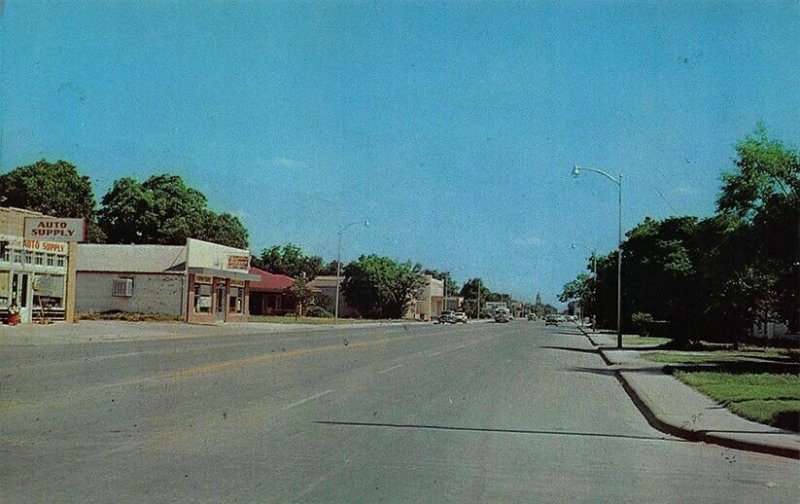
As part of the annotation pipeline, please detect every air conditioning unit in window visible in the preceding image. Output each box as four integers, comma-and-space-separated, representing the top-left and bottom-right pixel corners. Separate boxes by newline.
112, 278, 133, 297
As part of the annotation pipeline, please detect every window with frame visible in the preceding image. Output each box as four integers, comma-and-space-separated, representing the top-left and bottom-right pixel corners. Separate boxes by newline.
112, 277, 134, 297
229, 286, 243, 314
56, 256, 65, 267
194, 283, 212, 313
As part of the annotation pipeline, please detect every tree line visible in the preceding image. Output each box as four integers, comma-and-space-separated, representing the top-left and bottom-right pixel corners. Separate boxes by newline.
0, 160, 248, 248
253, 243, 542, 319
0, 160, 532, 319
560, 125, 799, 346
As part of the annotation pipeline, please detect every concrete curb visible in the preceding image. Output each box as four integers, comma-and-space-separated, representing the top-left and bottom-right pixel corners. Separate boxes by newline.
615, 365, 800, 460
575, 324, 800, 460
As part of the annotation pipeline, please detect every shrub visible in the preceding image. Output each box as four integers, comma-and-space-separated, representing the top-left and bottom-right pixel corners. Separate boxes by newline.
306, 306, 333, 318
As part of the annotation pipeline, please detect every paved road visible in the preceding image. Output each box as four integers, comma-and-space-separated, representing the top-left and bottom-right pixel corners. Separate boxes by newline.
2, 322, 798, 502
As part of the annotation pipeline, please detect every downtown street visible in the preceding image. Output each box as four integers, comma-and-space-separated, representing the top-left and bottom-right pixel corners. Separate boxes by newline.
1, 321, 798, 503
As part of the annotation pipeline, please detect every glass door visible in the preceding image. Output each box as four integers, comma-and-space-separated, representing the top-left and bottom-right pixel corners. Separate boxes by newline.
12, 273, 30, 323
215, 281, 226, 321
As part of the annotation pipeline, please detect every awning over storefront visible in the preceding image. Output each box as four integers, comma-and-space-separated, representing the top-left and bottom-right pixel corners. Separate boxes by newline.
188, 267, 260, 282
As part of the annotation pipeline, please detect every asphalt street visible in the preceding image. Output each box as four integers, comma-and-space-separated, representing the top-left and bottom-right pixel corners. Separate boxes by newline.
1, 321, 798, 503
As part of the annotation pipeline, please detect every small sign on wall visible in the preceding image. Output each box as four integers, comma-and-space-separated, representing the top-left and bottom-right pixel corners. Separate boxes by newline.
24, 218, 86, 242
227, 255, 250, 271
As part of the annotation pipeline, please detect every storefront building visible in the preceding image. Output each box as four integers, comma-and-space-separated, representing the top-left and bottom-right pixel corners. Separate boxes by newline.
0, 207, 71, 323
76, 238, 258, 323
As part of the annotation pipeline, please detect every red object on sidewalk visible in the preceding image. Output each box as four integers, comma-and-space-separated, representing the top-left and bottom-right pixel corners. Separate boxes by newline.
7, 313, 20, 325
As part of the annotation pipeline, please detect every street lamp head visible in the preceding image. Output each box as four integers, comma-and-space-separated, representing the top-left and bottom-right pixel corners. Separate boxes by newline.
363, 220, 370, 228
571, 165, 581, 178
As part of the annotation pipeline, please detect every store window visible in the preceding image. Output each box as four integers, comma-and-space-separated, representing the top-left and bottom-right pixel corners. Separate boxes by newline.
229, 285, 243, 314
194, 276, 213, 313
46, 254, 55, 266
34, 252, 44, 266
56, 256, 65, 267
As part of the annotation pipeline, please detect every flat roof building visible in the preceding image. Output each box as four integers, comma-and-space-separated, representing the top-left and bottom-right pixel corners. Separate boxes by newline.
76, 238, 259, 323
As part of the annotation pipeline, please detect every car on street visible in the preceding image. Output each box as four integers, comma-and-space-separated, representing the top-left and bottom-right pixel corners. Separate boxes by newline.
526, 313, 537, 321
545, 314, 559, 326
438, 310, 456, 324
454, 311, 468, 323
493, 307, 511, 323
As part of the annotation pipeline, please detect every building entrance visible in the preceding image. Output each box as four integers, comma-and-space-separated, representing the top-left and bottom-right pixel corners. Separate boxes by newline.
215, 281, 226, 321
11, 272, 31, 322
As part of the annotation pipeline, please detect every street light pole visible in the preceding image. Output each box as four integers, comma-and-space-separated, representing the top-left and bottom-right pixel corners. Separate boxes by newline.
335, 220, 369, 324
572, 165, 623, 349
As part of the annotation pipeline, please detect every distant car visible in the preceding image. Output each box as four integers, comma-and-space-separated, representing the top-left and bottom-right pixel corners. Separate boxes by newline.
454, 311, 468, 323
545, 315, 559, 326
494, 307, 511, 323
438, 310, 456, 324
526, 313, 536, 321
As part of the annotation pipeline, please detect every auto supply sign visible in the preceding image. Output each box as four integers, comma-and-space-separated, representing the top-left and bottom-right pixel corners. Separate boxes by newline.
24, 218, 86, 242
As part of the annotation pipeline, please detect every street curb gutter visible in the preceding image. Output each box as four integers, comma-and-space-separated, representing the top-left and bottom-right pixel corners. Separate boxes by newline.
575, 325, 800, 460
615, 367, 800, 460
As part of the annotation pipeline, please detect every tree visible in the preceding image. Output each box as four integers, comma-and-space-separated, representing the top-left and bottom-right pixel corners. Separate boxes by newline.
98, 174, 248, 248
196, 212, 249, 249
0, 159, 104, 241
460, 278, 491, 318
342, 255, 425, 319
286, 273, 315, 319
717, 123, 799, 220
258, 243, 324, 279
717, 125, 800, 333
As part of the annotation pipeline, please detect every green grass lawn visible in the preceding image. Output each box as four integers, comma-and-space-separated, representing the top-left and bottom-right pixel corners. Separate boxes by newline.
674, 371, 800, 431
641, 349, 799, 431
621, 336, 671, 347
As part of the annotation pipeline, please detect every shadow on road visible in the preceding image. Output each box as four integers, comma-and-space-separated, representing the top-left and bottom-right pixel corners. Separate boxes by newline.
315, 420, 683, 444
541, 345, 601, 355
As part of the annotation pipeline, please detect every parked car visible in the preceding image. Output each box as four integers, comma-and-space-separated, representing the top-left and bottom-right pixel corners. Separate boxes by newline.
454, 311, 468, 323
545, 314, 559, 326
438, 310, 456, 324
526, 313, 537, 321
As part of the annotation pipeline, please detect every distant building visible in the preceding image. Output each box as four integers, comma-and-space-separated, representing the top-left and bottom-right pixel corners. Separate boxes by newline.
308, 275, 358, 318
248, 267, 297, 316
76, 238, 259, 323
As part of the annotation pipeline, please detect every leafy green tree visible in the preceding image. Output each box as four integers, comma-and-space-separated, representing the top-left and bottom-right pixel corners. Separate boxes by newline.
286, 273, 315, 319
559, 273, 592, 305
98, 174, 248, 248
460, 278, 491, 318
717, 123, 799, 219
258, 243, 324, 279
197, 211, 249, 249
342, 255, 425, 319
0, 159, 104, 241
717, 125, 799, 333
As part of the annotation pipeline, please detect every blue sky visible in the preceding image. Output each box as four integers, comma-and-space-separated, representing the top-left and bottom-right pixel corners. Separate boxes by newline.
2, 1, 799, 304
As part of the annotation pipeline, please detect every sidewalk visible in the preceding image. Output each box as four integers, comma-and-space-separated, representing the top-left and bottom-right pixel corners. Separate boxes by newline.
581, 328, 800, 460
